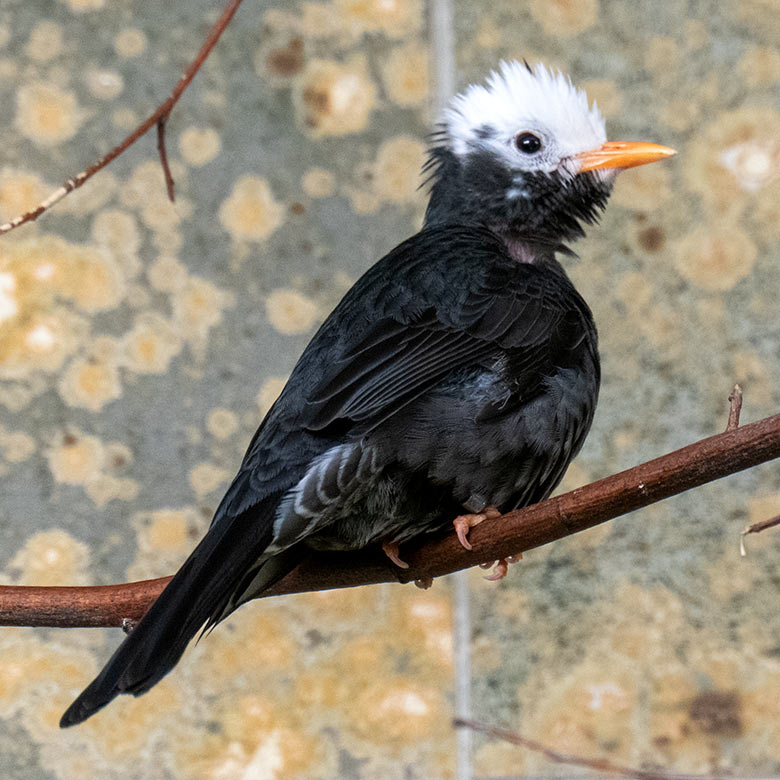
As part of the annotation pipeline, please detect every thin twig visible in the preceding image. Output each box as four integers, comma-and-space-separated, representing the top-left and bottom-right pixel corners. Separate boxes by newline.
454, 719, 728, 780
0, 0, 244, 235
740, 513, 780, 557
156, 118, 176, 202
1, 410, 779, 628
726, 383, 743, 431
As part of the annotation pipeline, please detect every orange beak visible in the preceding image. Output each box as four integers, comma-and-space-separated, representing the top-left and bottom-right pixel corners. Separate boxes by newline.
575, 141, 676, 173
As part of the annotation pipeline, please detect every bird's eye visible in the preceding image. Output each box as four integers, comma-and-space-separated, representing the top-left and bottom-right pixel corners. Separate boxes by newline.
515, 132, 542, 154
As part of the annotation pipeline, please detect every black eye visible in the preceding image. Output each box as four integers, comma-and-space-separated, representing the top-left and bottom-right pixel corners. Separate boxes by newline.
515, 132, 542, 154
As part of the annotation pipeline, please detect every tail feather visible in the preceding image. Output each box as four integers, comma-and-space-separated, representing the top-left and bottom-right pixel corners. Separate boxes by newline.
60, 493, 294, 728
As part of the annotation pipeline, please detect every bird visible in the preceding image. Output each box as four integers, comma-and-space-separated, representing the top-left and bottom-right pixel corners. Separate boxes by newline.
60, 61, 675, 727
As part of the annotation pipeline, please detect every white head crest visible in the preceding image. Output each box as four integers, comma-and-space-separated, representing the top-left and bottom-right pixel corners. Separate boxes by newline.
443, 62, 607, 174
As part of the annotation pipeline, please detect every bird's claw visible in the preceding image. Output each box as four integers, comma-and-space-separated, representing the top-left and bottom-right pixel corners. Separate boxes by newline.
453, 506, 501, 550
382, 540, 409, 569
479, 553, 522, 581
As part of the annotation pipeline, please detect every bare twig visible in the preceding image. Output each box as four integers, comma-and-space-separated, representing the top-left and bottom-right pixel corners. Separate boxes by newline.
740, 513, 780, 557
0, 0, 244, 235
1, 410, 780, 628
454, 719, 727, 780
726, 383, 743, 431
156, 118, 176, 202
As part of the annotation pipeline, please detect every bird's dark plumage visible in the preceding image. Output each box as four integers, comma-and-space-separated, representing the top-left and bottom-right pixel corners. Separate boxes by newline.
61, 61, 674, 727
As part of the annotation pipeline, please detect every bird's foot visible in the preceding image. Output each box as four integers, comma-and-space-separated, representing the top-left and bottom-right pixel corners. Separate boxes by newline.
479, 553, 523, 581
414, 576, 434, 590
382, 540, 409, 569
453, 506, 501, 551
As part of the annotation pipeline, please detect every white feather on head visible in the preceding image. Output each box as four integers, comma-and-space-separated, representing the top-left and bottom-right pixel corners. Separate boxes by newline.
443, 62, 607, 174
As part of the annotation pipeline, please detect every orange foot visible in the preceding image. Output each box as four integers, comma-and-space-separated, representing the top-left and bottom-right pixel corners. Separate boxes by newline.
453, 506, 501, 551
479, 554, 523, 581
382, 540, 409, 569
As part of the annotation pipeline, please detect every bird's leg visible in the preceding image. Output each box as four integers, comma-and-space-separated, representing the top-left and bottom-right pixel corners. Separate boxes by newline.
382, 540, 409, 569
453, 506, 501, 551
479, 553, 523, 581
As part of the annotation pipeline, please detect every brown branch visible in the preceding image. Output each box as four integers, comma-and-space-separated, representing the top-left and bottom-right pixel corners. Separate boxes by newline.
0, 0, 244, 235
2, 411, 780, 629
454, 719, 726, 780
740, 513, 780, 556
156, 117, 176, 202
726, 383, 743, 431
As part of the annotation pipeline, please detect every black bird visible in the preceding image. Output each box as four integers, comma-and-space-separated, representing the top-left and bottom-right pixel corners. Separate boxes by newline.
61, 62, 674, 727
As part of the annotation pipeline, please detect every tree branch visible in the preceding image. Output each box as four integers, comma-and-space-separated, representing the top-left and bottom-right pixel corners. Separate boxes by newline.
454, 719, 725, 780
0, 0, 244, 235
2, 411, 779, 629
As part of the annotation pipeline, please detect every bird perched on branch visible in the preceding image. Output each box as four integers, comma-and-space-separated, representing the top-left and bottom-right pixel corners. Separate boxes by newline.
61, 61, 674, 727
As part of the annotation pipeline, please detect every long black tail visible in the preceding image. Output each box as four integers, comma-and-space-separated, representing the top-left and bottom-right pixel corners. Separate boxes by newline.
60, 493, 296, 727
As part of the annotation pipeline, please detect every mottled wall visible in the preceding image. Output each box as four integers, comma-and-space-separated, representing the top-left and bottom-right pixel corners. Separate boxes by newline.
1, 0, 779, 778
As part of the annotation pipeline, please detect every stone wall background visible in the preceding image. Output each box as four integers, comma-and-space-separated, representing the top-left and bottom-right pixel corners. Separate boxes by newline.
0, 0, 779, 778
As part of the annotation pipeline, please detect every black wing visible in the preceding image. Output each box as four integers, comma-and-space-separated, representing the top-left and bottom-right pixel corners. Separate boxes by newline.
298, 227, 592, 435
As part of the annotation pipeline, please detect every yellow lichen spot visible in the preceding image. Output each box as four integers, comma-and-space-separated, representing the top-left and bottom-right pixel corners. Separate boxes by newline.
207, 408, 239, 440
0, 25, 9, 48
114, 27, 147, 57
122, 312, 182, 373
2, 429, 35, 463
257, 375, 287, 416
2, 235, 124, 316
0, 168, 50, 222
189, 461, 231, 497
0, 634, 95, 719
179, 126, 221, 167
15, 82, 82, 146
475, 741, 526, 779
200, 610, 297, 681
0, 270, 18, 324
382, 44, 429, 107
91, 208, 141, 277
266, 288, 319, 335
3, 529, 91, 586
739, 46, 780, 86
350, 679, 445, 743
732, 350, 771, 407
645, 36, 679, 74
528, 0, 598, 36
58, 347, 122, 412
336, 0, 422, 37
0, 304, 87, 380
685, 106, 780, 214
25, 21, 63, 62
373, 136, 426, 203
582, 79, 621, 117
674, 224, 757, 292
85, 68, 124, 100
293, 58, 377, 137
611, 162, 672, 211
171, 275, 230, 351
218, 175, 285, 241
523, 660, 637, 764
111, 106, 138, 129
346, 186, 381, 214
127, 508, 204, 579
302, 167, 335, 198
147, 254, 188, 293
475, 17, 502, 48
60, 0, 105, 11
46, 429, 104, 485
85, 473, 139, 507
